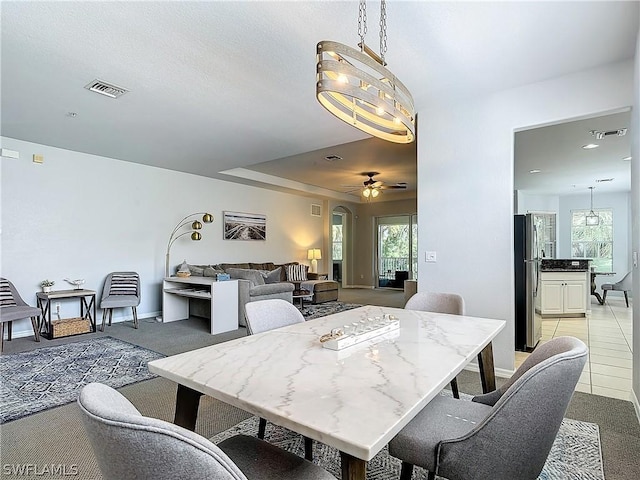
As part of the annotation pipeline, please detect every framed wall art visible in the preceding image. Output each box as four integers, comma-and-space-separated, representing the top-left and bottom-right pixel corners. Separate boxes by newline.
223, 211, 266, 241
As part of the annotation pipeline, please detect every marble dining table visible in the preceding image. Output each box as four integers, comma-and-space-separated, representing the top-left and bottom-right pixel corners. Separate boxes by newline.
148, 305, 505, 480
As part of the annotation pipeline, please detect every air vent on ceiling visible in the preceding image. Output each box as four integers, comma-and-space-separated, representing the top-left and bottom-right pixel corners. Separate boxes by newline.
595, 178, 614, 183
311, 204, 321, 217
324, 155, 342, 162
589, 128, 627, 140
84, 79, 129, 98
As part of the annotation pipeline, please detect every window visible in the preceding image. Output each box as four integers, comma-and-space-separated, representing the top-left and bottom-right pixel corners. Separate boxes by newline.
332, 224, 343, 261
571, 209, 613, 271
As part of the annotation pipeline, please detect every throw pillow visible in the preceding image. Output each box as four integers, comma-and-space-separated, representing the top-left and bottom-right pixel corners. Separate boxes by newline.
0, 279, 17, 307
226, 268, 265, 287
187, 264, 205, 276
286, 264, 308, 282
203, 266, 225, 277
109, 274, 138, 296
258, 267, 282, 284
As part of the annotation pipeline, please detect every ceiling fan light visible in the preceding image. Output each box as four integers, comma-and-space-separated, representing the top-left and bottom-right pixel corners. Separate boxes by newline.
371, 188, 380, 198
363, 188, 371, 197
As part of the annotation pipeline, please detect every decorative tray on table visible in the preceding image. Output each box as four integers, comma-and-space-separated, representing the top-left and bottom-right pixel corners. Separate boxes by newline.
320, 315, 400, 351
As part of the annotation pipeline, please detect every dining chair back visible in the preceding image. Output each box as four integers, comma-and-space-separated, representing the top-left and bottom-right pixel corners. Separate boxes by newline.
602, 271, 632, 307
405, 291, 465, 397
404, 291, 464, 314
0, 278, 41, 352
389, 336, 588, 480
244, 299, 304, 335
78, 383, 334, 480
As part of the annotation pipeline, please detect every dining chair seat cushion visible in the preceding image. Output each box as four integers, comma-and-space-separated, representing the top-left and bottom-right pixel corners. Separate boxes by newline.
100, 295, 139, 308
388, 395, 492, 472
0, 304, 41, 322
217, 434, 335, 480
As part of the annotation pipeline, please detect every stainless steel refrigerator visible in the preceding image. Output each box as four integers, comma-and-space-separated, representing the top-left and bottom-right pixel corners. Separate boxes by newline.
514, 214, 542, 351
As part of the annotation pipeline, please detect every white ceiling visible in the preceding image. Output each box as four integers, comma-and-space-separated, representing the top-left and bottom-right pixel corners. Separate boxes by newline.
1, 1, 638, 201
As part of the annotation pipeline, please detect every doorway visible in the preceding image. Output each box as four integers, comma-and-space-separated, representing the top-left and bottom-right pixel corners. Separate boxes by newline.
376, 214, 418, 288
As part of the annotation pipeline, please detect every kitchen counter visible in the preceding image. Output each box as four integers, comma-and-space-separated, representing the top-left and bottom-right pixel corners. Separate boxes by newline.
540, 259, 590, 272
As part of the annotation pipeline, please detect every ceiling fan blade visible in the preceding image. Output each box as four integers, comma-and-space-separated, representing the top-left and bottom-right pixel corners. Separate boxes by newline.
372, 181, 383, 187
380, 185, 407, 190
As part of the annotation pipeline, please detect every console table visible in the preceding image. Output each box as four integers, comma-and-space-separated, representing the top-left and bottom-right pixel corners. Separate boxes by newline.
36, 289, 96, 339
162, 277, 238, 334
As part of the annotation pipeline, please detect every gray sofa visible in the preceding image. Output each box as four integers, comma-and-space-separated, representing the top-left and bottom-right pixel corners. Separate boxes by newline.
182, 262, 295, 327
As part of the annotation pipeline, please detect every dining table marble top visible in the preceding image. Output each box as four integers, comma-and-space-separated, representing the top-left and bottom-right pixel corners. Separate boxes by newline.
148, 305, 505, 461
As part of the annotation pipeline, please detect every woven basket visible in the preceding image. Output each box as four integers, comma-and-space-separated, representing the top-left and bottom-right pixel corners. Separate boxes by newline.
51, 317, 91, 338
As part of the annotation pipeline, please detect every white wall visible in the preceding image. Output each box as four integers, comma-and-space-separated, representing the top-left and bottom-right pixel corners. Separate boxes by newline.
516, 193, 559, 214
0, 137, 325, 337
558, 191, 631, 289
417, 60, 634, 372
631, 26, 640, 415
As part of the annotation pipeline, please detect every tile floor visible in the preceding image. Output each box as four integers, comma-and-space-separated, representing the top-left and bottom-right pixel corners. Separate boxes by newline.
515, 293, 633, 401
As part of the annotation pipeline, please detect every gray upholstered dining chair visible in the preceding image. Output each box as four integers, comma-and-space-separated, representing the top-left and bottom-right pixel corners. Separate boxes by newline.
404, 292, 465, 398
78, 383, 334, 480
99, 272, 140, 331
244, 298, 305, 335
389, 336, 587, 480
243, 299, 313, 460
0, 278, 41, 353
602, 271, 632, 307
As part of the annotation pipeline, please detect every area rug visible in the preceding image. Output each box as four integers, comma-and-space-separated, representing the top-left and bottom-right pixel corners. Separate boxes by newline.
0, 336, 164, 424
302, 301, 363, 320
211, 394, 604, 480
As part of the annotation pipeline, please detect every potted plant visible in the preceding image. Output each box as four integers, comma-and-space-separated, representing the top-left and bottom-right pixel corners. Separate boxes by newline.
40, 279, 55, 293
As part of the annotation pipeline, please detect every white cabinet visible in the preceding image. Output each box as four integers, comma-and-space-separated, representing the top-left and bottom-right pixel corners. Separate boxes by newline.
162, 277, 238, 334
538, 272, 587, 316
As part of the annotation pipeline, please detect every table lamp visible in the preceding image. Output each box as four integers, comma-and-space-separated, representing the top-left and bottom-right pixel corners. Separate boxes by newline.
307, 248, 322, 274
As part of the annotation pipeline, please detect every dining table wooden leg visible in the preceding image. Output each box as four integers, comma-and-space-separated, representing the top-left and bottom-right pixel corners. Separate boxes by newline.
477, 342, 496, 393
174, 384, 203, 431
340, 451, 366, 480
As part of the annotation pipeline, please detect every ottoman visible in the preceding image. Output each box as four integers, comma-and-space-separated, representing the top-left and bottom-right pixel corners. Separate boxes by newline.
300, 279, 339, 304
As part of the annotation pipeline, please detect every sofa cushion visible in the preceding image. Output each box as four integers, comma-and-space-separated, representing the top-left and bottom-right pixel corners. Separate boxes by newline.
220, 263, 251, 271
258, 267, 282, 284
250, 262, 276, 271
226, 268, 265, 287
249, 283, 294, 297
185, 264, 207, 276
203, 266, 225, 277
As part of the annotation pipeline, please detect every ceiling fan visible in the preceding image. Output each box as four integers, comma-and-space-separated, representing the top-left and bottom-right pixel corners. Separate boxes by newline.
343, 172, 407, 199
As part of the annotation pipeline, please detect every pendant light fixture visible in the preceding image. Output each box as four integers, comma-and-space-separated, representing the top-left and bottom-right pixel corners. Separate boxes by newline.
585, 187, 600, 226
316, 0, 415, 144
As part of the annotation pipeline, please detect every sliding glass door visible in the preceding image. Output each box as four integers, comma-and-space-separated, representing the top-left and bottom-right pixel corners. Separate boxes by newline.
376, 214, 418, 288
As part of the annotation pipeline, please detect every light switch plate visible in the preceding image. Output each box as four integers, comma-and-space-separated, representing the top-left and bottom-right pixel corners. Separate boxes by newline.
425, 251, 437, 262
0, 148, 19, 159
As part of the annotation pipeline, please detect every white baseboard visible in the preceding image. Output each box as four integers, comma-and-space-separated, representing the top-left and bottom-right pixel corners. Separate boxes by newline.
3, 311, 161, 340
632, 388, 640, 425
463, 362, 515, 379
